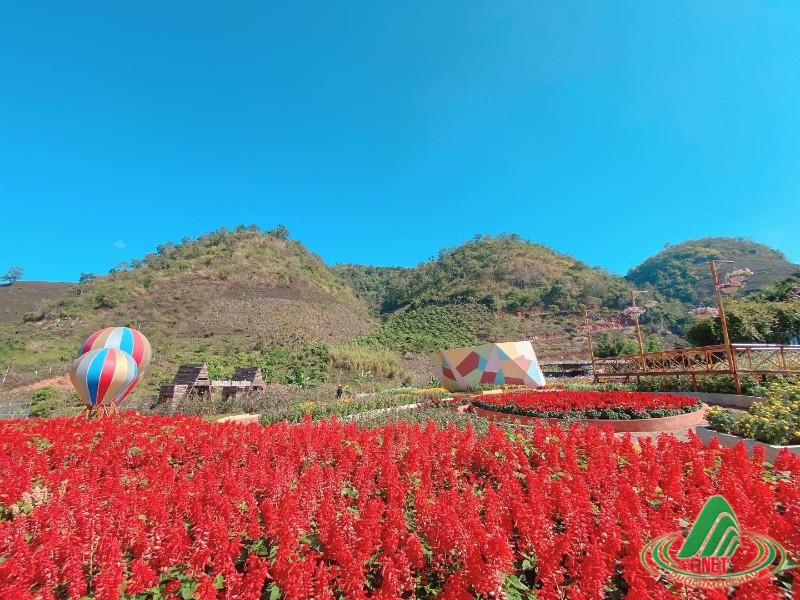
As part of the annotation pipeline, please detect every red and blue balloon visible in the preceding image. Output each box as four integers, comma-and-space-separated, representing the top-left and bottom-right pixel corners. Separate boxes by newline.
70, 327, 152, 412
79, 326, 152, 371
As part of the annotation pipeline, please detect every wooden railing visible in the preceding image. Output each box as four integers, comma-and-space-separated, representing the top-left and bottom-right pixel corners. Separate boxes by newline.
209, 380, 255, 388
732, 344, 800, 374
594, 344, 800, 380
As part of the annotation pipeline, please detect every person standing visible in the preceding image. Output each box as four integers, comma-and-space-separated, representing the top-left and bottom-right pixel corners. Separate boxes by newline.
336, 384, 343, 399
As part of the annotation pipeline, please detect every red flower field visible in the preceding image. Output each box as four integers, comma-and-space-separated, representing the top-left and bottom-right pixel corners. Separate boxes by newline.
0, 416, 797, 599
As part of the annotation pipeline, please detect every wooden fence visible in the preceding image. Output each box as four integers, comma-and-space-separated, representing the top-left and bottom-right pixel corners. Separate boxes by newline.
593, 344, 800, 387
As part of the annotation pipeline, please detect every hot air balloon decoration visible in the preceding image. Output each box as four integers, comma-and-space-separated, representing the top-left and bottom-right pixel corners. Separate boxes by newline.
79, 326, 152, 370
71, 327, 152, 418
70, 348, 138, 418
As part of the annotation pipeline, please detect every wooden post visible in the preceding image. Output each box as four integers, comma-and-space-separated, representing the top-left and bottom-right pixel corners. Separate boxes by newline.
710, 260, 741, 394
584, 310, 597, 382
630, 290, 648, 373
0, 362, 11, 395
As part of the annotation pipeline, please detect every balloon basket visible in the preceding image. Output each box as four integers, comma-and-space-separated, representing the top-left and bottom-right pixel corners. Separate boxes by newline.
75, 403, 119, 420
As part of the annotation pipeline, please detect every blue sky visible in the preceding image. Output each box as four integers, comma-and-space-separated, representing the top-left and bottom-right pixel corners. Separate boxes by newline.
1, 1, 799, 282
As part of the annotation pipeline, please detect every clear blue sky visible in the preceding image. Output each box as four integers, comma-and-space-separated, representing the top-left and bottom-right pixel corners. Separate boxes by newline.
2, 1, 799, 282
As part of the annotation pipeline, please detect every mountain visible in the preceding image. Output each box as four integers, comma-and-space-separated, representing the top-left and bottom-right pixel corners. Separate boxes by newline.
353, 234, 636, 360
3, 230, 798, 397
626, 237, 800, 305
0, 226, 376, 385
383, 234, 631, 313
0, 281, 70, 323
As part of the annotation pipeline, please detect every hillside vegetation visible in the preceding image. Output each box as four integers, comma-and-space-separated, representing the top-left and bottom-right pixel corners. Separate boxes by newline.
686, 273, 800, 346
3, 230, 799, 400
383, 234, 631, 313
0, 226, 375, 393
0, 281, 70, 323
626, 237, 800, 305
331, 264, 414, 313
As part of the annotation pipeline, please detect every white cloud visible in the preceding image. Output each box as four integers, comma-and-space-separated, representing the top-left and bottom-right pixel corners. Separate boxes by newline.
113, 240, 126, 249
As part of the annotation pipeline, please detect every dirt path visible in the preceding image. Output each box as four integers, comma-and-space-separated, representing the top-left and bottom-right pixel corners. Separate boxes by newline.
7, 376, 72, 393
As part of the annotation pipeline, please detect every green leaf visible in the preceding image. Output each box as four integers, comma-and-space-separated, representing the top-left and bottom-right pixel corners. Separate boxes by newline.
269, 583, 282, 600
213, 573, 225, 590
180, 579, 199, 599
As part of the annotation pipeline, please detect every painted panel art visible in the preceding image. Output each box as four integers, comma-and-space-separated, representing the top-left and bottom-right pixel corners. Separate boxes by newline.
431, 341, 546, 392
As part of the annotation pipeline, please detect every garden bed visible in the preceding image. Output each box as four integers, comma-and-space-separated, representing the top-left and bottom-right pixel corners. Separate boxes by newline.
474, 404, 707, 432
696, 426, 800, 462
471, 390, 706, 432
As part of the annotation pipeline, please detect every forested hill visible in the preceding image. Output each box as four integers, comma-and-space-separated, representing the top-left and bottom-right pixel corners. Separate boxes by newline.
381, 234, 631, 313
626, 237, 800, 305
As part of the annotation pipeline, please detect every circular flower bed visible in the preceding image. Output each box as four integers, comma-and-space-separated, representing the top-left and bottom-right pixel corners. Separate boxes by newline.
471, 390, 703, 420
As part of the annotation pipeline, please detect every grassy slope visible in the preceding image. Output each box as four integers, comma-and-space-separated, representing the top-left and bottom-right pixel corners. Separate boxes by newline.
0, 228, 376, 394
0, 282, 70, 323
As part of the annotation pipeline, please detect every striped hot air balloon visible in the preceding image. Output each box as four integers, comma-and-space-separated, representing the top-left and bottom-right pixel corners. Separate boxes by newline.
69, 348, 138, 408
79, 327, 151, 406
79, 327, 152, 370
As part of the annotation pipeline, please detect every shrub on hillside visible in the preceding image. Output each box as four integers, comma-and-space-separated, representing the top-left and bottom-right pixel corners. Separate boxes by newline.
29, 386, 60, 418
328, 342, 400, 377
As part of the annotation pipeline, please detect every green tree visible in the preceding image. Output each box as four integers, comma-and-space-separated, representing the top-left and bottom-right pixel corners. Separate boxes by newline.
285, 365, 313, 389
593, 332, 640, 357
645, 334, 663, 352
267, 224, 290, 240
686, 299, 800, 346
1, 266, 23, 285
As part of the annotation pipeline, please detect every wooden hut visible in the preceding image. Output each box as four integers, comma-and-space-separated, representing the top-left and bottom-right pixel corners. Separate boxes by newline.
158, 363, 212, 411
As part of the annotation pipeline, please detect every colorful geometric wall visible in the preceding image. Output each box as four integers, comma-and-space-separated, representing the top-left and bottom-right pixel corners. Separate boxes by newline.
431, 341, 546, 392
